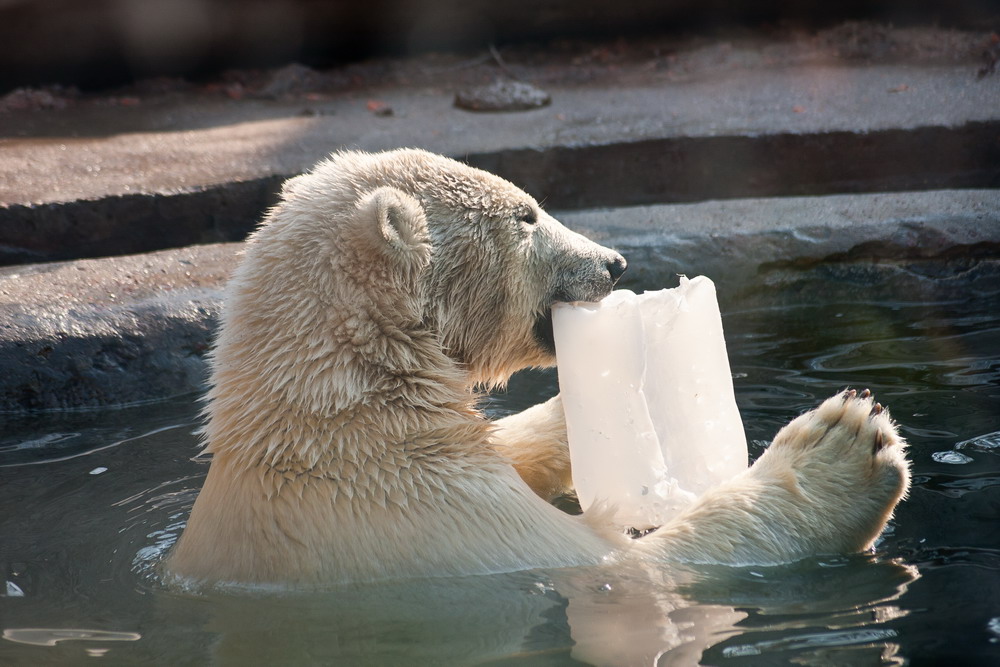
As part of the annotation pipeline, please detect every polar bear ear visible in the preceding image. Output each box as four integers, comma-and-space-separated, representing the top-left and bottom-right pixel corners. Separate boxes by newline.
350, 187, 431, 270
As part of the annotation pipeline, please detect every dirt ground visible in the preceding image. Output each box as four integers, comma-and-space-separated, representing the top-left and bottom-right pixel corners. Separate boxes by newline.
2, 23, 996, 136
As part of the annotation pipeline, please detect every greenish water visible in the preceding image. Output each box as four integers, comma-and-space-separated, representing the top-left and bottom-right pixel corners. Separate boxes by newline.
1, 258, 998, 666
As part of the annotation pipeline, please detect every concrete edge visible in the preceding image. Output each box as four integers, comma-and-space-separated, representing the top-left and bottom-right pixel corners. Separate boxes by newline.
1, 189, 998, 413
3, 121, 999, 266
561, 189, 1000, 297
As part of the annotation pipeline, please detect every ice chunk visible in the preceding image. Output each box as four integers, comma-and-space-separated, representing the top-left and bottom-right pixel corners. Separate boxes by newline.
552, 276, 748, 529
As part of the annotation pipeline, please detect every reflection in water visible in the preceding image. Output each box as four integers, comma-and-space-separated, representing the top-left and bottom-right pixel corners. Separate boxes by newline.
689, 558, 917, 665
0, 259, 998, 664
2, 629, 141, 647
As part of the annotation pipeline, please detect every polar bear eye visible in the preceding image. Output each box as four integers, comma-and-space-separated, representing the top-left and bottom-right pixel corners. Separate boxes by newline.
518, 210, 537, 225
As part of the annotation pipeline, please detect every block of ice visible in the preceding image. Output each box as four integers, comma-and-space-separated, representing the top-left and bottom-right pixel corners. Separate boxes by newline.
552, 275, 748, 529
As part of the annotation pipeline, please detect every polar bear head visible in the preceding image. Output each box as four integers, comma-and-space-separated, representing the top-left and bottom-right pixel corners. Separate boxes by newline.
228, 148, 625, 394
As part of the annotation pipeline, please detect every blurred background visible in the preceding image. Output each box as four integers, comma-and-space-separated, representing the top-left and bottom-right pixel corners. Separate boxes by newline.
2, 0, 998, 91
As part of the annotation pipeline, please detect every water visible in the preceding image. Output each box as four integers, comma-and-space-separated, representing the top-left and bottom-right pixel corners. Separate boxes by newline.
1, 258, 998, 666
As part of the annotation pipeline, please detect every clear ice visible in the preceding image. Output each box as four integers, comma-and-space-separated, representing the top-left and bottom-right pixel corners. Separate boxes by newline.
552, 276, 748, 529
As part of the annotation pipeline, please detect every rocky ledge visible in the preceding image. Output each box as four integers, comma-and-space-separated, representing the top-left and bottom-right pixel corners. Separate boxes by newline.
2, 190, 997, 412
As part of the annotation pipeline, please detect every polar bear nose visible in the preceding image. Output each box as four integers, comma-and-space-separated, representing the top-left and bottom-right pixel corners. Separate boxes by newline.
607, 255, 628, 284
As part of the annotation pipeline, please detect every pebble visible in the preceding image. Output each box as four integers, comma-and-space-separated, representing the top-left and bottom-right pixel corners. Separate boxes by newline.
454, 79, 551, 112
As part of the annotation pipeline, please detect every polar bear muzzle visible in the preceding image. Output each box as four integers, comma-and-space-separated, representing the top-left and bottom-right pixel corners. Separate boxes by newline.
534, 252, 628, 355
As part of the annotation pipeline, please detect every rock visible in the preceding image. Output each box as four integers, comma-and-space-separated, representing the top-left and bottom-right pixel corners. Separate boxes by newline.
2, 190, 998, 413
454, 79, 551, 112
0, 244, 239, 411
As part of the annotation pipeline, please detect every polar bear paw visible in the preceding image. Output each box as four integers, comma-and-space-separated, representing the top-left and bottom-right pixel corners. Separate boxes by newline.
773, 388, 907, 470
757, 388, 911, 555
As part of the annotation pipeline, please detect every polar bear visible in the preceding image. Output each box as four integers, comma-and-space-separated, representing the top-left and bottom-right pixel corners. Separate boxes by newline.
166, 148, 909, 587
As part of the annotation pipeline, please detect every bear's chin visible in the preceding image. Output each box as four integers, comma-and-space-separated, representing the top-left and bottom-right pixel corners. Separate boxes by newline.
532, 308, 557, 358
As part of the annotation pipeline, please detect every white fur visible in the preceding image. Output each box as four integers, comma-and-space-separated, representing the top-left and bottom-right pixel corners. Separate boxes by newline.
166, 149, 910, 587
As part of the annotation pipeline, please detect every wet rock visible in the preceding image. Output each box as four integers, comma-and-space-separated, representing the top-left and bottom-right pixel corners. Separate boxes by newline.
2, 191, 998, 413
560, 189, 1000, 301
0, 244, 239, 412
454, 79, 551, 112
0, 177, 284, 267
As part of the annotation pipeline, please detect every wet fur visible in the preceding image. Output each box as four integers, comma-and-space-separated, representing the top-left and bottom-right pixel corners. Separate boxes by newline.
166, 149, 910, 587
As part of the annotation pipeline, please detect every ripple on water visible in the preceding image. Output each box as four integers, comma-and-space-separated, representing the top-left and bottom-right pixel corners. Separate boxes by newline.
893, 544, 1000, 572
956, 431, 1000, 454
927, 429, 1000, 466
117, 480, 201, 588
2, 628, 141, 647
988, 617, 1000, 643
721, 627, 900, 657
912, 471, 1000, 498
1, 261, 998, 665
931, 451, 974, 465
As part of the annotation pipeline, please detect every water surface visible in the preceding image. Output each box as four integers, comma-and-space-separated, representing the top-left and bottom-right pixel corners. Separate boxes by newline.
1, 258, 998, 665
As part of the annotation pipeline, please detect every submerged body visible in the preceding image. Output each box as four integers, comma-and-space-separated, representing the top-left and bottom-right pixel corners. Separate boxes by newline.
167, 149, 909, 587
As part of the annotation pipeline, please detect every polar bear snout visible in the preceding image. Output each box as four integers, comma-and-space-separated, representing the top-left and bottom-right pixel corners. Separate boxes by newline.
558, 248, 627, 304
607, 254, 628, 285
